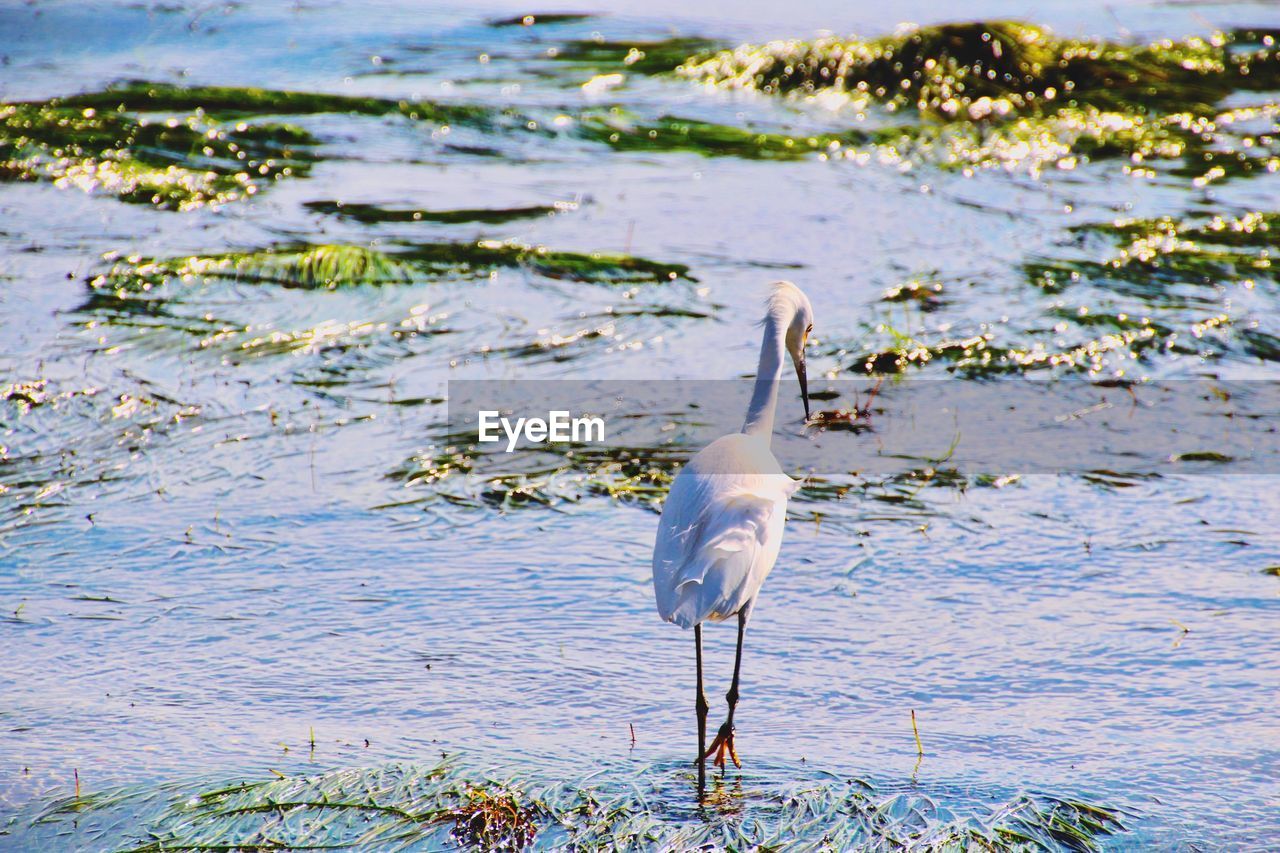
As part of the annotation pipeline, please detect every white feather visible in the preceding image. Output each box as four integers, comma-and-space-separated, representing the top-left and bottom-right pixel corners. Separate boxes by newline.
653, 429, 798, 628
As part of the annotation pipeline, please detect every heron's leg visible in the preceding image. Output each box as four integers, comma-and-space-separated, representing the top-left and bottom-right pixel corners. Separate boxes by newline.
694, 623, 709, 789
702, 606, 750, 770
725, 606, 748, 728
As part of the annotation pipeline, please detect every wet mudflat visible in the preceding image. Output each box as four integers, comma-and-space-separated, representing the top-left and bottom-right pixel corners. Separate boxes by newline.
1, 1, 1278, 849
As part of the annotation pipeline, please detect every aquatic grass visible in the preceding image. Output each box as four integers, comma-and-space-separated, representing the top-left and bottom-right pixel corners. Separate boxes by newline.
0, 377, 201, 535
0, 82, 541, 208
552, 37, 724, 76
91, 241, 692, 293
866, 105, 1186, 174
387, 426, 1010, 519
55, 81, 500, 129
0, 101, 315, 209
91, 245, 417, 292
673, 23, 1280, 177
882, 277, 946, 311
451, 785, 540, 849
575, 111, 867, 160
1017, 210, 1280, 368
389, 439, 683, 511
489, 12, 596, 27
304, 200, 576, 225
848, 322, 1175, 377
678, 23, 1280, 118
397, 239, 693, 283
1061, 211, 1279, 285
15, 760, 1128, 851
842, 204, 1280, 380
566, 105, 1213, 174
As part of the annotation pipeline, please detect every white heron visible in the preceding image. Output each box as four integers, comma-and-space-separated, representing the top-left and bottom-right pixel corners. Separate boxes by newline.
651, 281, 813, 781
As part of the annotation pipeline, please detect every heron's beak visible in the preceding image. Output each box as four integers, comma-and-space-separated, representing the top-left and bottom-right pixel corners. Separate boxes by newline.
796, 355, 810, 421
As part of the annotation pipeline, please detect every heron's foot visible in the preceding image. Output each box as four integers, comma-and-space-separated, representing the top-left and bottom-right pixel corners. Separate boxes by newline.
699, 720, 740, 770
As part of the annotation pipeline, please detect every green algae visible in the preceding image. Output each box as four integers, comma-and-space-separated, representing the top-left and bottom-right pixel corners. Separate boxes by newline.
304, 199, 573, 224
553, 36, 723, 76
576, 111, 866, 159
56, 80, 497, 128
396, 240, 693, 283
867, 105, 1186, 173
843, 304, 1245, 379
390, 439, 683, 511
1026, 211, 1277, 318
882, 277, 946, 310
0, 82, 535, 208
489, 12, 595, 27
1012, 211, 1280, 370
0, 101, 314, 210
674, 23, 1280, 176
679, 23, 1280, 118
92, 245, 416, 292
842, 304, 1208, 377
844, 207, 1280, 380
567, 106, 1180, 171
90, 240, 692, 293
1067, 211, 1278, 283
17, 760, 1127, 851
388, 424, 1014, 517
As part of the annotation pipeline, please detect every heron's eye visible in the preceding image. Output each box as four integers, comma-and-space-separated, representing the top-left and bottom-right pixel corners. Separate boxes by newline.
805, 324, 813, 335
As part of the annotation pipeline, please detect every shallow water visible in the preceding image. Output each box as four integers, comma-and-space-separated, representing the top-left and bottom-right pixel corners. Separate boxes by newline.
2, 1, 1279, 849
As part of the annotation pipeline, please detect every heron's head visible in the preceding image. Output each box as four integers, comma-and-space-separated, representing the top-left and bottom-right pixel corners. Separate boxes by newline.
768, 281, 814, 421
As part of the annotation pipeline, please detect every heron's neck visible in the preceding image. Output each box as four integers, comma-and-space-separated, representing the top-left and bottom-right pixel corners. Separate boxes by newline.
742, 314, 787, 440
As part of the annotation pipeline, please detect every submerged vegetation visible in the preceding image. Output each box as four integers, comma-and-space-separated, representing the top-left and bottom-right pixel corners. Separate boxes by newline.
8, 25, 1277, 208
90, 241, 692, 292
0, 82, 521, 208
1053, 211, 1279, 288
676, 23, 1280, 175
680, 23, 1280, 115
387, 424, 1012, 518
55, 80, 502, 128
21, 760, 1127, 851
575, 111, 867, 159
304, 199, 577, 224
0, 376, 200, 531
0, 100, 315, 209
848, 322, 1169, 376
841, 207, 1280, 378
552, 36, 724, 76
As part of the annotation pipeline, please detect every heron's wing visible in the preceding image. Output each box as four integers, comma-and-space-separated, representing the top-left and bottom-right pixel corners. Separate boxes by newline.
653, 470, 797, 627
672, 488, 777, 589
